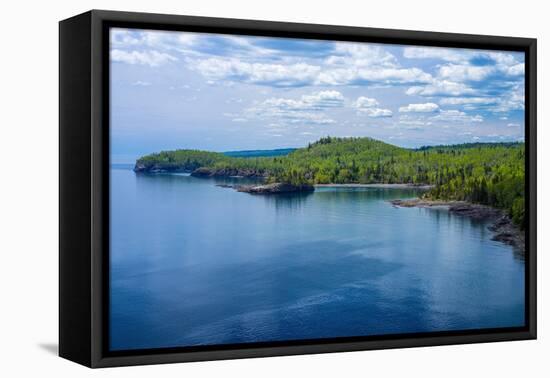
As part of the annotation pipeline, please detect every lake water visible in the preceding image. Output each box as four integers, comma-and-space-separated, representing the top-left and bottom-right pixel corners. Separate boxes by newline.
109, 165, 525, 351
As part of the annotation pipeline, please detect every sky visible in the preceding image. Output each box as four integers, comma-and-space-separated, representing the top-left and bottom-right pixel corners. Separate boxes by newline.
110, 27, 525, 163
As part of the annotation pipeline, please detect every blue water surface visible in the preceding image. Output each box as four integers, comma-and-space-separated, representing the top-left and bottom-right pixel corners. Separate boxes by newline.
109, 165, 525, 351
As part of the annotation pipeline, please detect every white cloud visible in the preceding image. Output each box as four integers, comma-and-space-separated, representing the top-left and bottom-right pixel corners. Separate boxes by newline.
432, 56, 524, 94
403, 47, 525, 116
489, 52, 525, 77
403, 47, 469, 63
352, 96, 392, 118
395, 108, 484, 131
240, 91, 345, 125
505, 63, 525, 76
320, 44, 433, 86
439, 97, 498, 106
507, 123, 520, 127
109, 29, 525, 145
111, 29, 197, 53
193, 58, 321, 87
132, 81, 152, 86
111, 29, 142, 47
397, 114, 433, 128
259, 90, 344, 112
438, 64, 495, 81
178, 34, 198, 46
329, 44, 398, 67
285, 113, 336, 124
190, 42, 432, 87
358, 108, 393, 118
111, 49, 177, 67
406, 80, 475, 97
398, 118, 432, 127
317, 67, 432, 86
404, 47, 524, 70
300, 91, 345, 109
353, 96, 379, 108
219, 35, 279, 58
439, 96, 502, 111
193, 56, 432, 87
490, 83, 525, 113
431, 109, 484, 123
399, 103, 439, 113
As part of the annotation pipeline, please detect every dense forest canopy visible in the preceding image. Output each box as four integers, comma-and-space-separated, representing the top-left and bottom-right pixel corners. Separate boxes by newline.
135, 137, 525, 228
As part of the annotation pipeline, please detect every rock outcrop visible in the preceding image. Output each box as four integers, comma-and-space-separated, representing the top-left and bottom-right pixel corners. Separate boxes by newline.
236, 182, 315, 194
133, 163, 192, 173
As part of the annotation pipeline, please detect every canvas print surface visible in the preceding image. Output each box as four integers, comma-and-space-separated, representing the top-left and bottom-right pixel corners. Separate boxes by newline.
109, 27, 526, 351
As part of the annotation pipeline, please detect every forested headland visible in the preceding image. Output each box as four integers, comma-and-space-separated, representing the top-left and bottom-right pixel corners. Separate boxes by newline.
134, 137, 525, 228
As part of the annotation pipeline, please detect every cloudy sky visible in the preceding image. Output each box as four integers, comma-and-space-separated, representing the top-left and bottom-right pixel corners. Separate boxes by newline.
110, 27, 525, 163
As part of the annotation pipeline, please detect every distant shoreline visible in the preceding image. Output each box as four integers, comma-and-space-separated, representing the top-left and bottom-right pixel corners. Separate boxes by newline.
217, 182, 433, 194
315, 183, 434, 190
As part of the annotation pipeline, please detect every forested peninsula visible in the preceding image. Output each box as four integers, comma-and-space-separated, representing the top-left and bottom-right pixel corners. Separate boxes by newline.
134, 136, 525, 229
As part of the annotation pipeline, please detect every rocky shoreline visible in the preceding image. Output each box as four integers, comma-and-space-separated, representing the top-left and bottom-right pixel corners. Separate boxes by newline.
315, 183, 434, 189
190, 167, 267, 178
133, 163, 268, 178
133, 163, 191, 174
390, 198, 524, 254
217, 181, 434, 194
217, 182, 315, 194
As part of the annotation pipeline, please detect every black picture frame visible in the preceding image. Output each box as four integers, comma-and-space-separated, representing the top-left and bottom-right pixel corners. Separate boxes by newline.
59, 9, 537, 368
